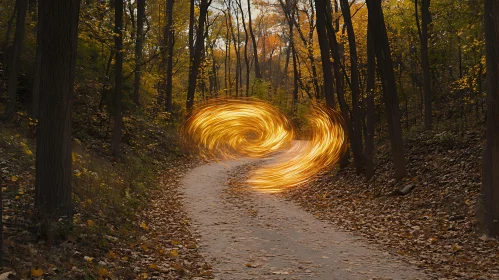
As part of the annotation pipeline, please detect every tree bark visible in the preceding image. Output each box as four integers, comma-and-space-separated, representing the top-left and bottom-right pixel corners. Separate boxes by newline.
290, 7, 299, 111
0, 5, 17, 100
237, 0, 250, 97
111, 0, 124, 155
32, 5, 41, 118
165, 0, 174, 112
132, 0, 145, 106
4, 0, 28, 119
228, 3, 241, 97
236, 0, 250, 97
186, 0, 211, 110
365, 20, 375, 180
339, 0, 364, 173
314, 0, 335, 107
324, 0, 352, 168
416, 0, 432, 130
481, 0, 499, 238
366, 0, 407, 180
35, 0, 81, 225
280, 0, 299, 110
247, 0, 262, 80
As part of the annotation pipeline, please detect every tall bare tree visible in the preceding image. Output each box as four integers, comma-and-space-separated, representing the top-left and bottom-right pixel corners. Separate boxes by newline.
111, 0, 124, 155
339, 0, 364, 173
364, 19, 376, 180
247, 0, 262, 80
35, 0, 81, 228
416, 0, 432, 130
165, 0, 174, 112
4, 0, 28, 119
186, 0, 212, 110
366, 0, 407, 179
481, 0, 499, 237
132, 0, 145, 106
314, 0, 335, 107
236, 0, 250, 97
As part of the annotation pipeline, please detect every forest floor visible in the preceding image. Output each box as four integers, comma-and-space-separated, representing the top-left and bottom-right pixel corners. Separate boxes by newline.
182, 151, 430, 279
2, 111, 498, 279
279, 129, 499, 280
0, 113, 212, 279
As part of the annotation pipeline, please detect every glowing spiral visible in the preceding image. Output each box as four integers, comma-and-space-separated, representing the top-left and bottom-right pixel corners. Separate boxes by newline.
247, 105, 347, 192
182, 98, 294, 160
181, 99, 346, 192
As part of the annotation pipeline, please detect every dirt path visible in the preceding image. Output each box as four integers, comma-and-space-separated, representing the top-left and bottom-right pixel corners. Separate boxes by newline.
181, 155, 430, 279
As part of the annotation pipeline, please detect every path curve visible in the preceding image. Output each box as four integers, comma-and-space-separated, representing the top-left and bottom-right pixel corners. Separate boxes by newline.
181, 155, 430, 279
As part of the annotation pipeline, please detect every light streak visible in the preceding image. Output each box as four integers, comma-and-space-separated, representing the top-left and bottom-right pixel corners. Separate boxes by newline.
182, 98, 294, 160
248, 105, 346, 192
182, 99, 346, 192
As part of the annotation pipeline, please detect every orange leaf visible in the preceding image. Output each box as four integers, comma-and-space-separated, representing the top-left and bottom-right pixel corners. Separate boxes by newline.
31, 267, 44, 277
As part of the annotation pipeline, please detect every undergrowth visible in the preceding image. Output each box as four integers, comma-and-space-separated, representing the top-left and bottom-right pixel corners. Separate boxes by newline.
0, 110, 188, 278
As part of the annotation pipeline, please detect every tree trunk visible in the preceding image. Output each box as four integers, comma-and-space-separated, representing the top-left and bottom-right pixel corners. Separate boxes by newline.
416, 0, 432, 130
132, 0, 145, 106
31, 6, 41, 118
1, 5, 16, 68
339, 0, 364, 174
0, 5, 17, 100
364, 17, 375, 181
189, 0, 194, 56
324, 0, 352, 168
228, 4, 241, 97
305, 0, 320, 99
186, 0, 210, 110
481, 0, 499, 238
314, 0, 335, 107
111, 0, 124, 155
165, 0, 174, 112
35, 0, 81, 227
280, 0, 299, 110
247, 0, 262, 80
291, 42, 299, 111
366, 0, 407, 180
4, 0, 28, 119
237, 0, 250, 97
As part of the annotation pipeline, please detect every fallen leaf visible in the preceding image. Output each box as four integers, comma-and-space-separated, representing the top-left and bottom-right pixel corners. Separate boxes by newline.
168, 249, 178, 257
97, 267, 108, 277
31, 267, 43, 277
140, 222, 149, 231
105, 251, 118, 259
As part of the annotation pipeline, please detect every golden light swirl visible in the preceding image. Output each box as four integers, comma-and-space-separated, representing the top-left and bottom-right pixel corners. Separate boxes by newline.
247, 105, 347, 193
182, 99, 346, 193
181, 98, 294, 160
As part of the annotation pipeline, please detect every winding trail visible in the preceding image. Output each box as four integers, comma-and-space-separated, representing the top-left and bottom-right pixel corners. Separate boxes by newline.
181, 154, 430, 279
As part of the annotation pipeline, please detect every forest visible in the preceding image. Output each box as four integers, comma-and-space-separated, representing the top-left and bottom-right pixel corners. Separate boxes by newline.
0, 0, 498, 279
